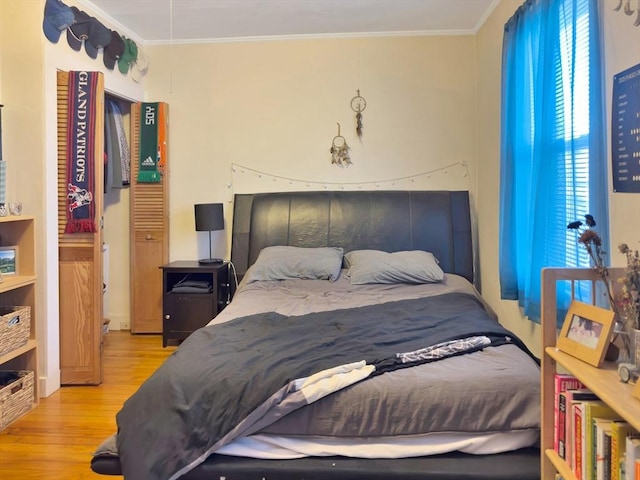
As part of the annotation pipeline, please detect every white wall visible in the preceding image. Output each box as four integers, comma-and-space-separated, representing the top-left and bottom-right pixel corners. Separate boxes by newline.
0, 0, 49, 392
142, 36, 480, 263
603, 5, 640, 265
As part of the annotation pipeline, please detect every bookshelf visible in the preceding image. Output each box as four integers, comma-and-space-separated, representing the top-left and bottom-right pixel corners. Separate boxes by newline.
541, 267, 640, 480
0, 215, 38, 429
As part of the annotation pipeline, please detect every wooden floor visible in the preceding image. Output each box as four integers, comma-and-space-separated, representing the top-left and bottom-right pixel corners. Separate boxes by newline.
0, 331, 173, 479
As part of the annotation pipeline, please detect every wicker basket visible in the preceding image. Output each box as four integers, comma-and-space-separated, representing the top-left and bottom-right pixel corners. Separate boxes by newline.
0, 370, 34, 430
0, 306, 31, 357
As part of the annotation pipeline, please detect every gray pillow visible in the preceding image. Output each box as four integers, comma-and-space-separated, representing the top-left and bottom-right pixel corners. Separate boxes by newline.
244, 246, 344, 283
344, 250, 444, 285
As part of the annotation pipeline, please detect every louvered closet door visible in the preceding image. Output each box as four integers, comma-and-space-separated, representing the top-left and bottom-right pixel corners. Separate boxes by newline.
56, 71, 104, 385
130, 103, 169, 333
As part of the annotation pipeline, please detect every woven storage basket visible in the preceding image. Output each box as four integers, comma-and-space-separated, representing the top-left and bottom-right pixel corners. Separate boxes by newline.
0, 370, 34, 430
0, 306, 30, 357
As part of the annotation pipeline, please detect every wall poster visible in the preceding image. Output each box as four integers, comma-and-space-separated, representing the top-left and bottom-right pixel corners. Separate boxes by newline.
612, 62, 640, 193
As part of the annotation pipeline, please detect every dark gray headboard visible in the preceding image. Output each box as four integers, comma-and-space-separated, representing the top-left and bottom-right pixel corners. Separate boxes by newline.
231, 190, 473, 283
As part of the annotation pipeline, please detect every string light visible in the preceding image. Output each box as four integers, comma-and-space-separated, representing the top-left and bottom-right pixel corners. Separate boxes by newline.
228, 162, 472, 203
231, 161, 469, 187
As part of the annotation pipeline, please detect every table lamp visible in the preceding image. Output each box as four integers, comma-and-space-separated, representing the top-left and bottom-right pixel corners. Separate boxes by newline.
194, 203, 224, 264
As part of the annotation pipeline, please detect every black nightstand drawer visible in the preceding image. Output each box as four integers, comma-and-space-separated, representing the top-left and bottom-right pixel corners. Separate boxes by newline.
163, 293, 216, 341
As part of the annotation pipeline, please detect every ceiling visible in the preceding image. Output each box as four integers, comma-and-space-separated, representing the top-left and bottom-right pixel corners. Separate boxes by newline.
80, 0, 500, 44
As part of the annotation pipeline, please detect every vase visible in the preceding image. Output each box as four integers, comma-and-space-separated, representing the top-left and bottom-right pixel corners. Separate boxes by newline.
631, 328, 640, 365
613, 327, 640, 365
605, 341, 620, 362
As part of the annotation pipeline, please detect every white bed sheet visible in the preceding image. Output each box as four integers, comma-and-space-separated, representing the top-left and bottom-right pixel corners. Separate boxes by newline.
216, 430, 540, 459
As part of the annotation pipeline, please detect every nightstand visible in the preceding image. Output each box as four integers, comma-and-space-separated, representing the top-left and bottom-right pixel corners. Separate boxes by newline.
160, 261, 229, 347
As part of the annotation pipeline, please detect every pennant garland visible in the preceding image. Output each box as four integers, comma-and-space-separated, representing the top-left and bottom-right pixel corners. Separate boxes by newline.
65, 71, 98, 233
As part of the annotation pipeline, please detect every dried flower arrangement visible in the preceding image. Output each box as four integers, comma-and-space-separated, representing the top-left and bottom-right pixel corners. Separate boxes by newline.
567, 215, 640, 360
617, 243, 640, 332
567, 215, 616, 309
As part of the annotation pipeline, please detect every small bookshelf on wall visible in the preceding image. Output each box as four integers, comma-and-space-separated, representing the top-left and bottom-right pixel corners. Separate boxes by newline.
541, 268, 640, 480
0, 215, 38, 430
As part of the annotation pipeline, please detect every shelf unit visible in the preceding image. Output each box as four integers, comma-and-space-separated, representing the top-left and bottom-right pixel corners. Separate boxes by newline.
0, 215, 38, 428
541, 267, 640, 480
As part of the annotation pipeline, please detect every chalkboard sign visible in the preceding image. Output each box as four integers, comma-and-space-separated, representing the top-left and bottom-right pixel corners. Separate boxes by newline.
612, 63, 640, 193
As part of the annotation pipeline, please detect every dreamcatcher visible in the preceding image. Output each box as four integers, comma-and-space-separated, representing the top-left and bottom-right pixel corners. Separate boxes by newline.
330, 123, 351, 167
350, 89, 367, 139
614, 0, 640, 25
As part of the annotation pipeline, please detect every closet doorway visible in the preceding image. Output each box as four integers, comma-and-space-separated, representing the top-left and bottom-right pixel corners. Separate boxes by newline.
103, 93, 133, 335
56, 70, 105, 385
57, 71, 168, 385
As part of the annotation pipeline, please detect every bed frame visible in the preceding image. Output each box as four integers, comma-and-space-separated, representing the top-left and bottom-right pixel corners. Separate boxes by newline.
231, 190, 474, 283
91, 190, 540, 479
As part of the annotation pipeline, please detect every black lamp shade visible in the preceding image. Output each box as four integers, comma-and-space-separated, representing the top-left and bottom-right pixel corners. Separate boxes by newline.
194, 203, 224, 232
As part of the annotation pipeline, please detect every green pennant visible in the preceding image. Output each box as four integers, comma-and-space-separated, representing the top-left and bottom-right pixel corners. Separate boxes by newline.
138, 102, 161, 183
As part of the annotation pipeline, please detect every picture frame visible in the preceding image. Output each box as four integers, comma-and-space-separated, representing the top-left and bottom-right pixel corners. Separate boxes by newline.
556, 300, 616, 368
0, 245, 19, 276
633, 379, 640, 401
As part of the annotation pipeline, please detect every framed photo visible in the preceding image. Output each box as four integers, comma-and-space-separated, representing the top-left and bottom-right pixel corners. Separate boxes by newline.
557, 300, 616, 367
633, 379, 640, 401
0, 246, 18, 276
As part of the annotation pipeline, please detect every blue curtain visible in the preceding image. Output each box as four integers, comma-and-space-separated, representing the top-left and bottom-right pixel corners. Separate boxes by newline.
499, 0, 608, 324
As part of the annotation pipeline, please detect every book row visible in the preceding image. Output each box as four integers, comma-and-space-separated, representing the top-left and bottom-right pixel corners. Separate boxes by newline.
554, 373, 640, 480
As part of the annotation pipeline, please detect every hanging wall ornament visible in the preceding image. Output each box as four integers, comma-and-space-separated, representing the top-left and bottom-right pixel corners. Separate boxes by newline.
623, 0, 633, 15
350, 89, 367, 140
613, 0, 640, 25
330, 123, 351, 167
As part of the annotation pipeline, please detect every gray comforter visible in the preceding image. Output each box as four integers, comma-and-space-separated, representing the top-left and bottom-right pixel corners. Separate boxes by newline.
115, 292, 536, 480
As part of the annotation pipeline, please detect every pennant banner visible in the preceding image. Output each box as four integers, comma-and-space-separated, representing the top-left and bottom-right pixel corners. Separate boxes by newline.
137, 102, 164, 183
65, 71, 98, 233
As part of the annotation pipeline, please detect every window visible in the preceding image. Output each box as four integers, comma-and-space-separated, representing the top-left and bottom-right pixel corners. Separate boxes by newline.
499, 0, 608, 324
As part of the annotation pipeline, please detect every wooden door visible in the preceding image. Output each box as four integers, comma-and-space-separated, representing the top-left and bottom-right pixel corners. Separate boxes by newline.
56, 71, 104, 385
130, 103, 169, 333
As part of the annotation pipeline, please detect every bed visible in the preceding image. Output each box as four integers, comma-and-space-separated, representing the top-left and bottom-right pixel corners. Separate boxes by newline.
91, 190, 541, 480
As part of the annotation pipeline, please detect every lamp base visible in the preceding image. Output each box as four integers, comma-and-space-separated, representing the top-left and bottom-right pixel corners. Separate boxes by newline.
198, 257, 223, 265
